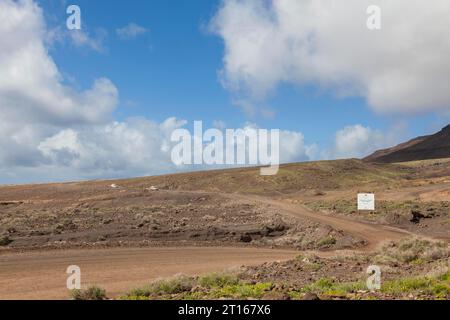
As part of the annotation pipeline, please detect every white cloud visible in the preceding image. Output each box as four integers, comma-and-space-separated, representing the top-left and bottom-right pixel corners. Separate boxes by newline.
237, 123, 317, 164
212, 120, 227, 131
326, 124, 400, 159
279, 129, 317, 163
116, 23, 149, 40
45, 24, 107, 53
0, 0, 317, 184
210, 0, 450, 114
0, 0, 117, 182
36, 118, 187, 180
68, 28, 107, 52
0, 1, 115, 127
1, 0, 410, 184
0, 2, 117, 123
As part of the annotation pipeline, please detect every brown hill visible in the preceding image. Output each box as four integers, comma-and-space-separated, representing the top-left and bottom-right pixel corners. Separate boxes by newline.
364, 125, 450, 163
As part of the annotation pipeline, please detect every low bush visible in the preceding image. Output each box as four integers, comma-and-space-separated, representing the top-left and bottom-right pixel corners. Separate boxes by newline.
382, 274, 450, 299
0, 235, 13, 246
317, 236, 337, 248
199, 272, 239, 288
374, 238, 449, 266
70, 286, 107, 300
127, 274, 195, 298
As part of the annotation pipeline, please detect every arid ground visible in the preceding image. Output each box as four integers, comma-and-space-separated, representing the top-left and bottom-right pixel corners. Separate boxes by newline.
0, 158, 449, 300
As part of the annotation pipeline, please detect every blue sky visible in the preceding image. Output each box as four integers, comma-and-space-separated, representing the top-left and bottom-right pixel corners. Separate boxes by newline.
40, 0, 445, 143
44, 0, 237, 124
0, 0, 449, 183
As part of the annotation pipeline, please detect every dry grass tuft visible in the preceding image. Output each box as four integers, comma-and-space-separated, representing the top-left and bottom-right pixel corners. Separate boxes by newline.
374, 237, 449, 266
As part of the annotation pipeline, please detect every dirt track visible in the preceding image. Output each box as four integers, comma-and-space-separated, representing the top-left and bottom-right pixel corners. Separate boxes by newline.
0, 189, 446, 300
229, 194, 413, 251
0, 247, 298, 300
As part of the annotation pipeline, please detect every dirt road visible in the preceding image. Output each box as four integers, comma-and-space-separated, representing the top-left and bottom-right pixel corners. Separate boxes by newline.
229, 193, 413, 251
0, 247, 297, 300
0, 191, 442, 300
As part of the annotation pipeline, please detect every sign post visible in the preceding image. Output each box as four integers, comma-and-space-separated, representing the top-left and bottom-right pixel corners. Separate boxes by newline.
357, 193, 375, 211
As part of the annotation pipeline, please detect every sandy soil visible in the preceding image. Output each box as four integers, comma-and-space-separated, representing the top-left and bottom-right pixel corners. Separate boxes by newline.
0, 159, 448, 300
0, 247, 297, 300
0, 193, 417, 300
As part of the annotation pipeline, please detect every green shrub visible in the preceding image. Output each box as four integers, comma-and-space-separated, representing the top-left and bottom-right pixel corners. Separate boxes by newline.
382, 276, 450, 298
374, 238, 449, 266
150, 275, 194, 295
327, 281, 366, 296
299, 278, 365, 297
212, 282, 272, 299
317, 236, 337, 248
302, 278, 334, 293
126, 287, 153, 298
70, 286, 107, 300
127, 274, 195, 298
0, 235, 13, 246
199, 272, 239, 288
126, 276, 271, 300
439, 271, 450, 281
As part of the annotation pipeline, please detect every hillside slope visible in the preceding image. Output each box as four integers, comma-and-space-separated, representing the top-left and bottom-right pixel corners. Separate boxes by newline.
364, 125, 450, 163
0, 159, 441, 199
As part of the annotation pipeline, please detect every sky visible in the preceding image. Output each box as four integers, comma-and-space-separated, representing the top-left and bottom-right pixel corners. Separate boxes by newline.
0, 0, 449, 184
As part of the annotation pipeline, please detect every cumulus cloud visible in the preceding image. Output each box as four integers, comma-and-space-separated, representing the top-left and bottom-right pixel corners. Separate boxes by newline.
36, 118, 187, 179
0, 0, 117, 176
0, 1, 116, 126
0, 0, 317, 183
116, 23, 149, 40
279, 129, 317, 163
1, 0, 405, 184
210, 0, 450, 114
239, 123, 317, 164
325, 124, 401, 159
0, 0, 189, 184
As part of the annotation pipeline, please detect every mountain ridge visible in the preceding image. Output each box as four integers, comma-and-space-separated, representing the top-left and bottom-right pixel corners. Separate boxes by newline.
364, 125, 450, 163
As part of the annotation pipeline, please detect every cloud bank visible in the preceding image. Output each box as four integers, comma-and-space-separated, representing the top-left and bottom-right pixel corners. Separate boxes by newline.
326, 124, 400, 159
0, 0, 318, 183
210, 0, 450, 114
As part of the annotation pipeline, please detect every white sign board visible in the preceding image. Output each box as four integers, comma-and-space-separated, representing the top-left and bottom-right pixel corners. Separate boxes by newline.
358, 193, 375, 211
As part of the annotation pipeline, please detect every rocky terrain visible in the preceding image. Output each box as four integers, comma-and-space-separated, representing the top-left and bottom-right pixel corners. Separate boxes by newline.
0, 187, 362, 252
0, 156, 449, 300
119, 238, 449, 301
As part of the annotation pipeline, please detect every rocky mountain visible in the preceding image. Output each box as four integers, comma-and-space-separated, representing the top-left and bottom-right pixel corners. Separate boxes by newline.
364, 125, 450, 163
